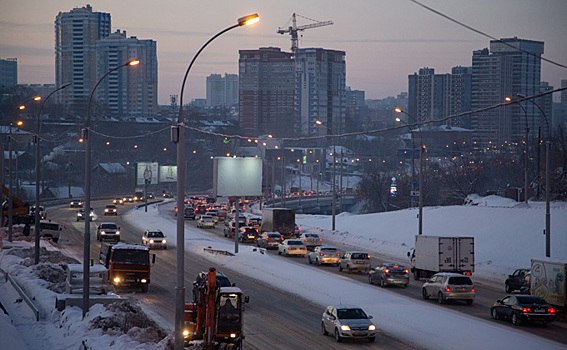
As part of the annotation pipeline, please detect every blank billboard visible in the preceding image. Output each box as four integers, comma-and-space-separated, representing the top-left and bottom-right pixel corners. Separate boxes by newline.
213, 157, 262, 197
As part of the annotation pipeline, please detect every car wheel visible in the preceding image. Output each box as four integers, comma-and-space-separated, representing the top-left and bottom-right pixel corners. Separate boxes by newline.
505, 284, 512, 293
321, 322, 328, 336
368, 274, 373, 284
308, 256, 312, 264
347, 265, 352, 274
422, 288, 429, 300
466, 299, 474, 306
316, 258, 322, 266
338, 264, 343, 272
141, 284, 149, 293
368, 337, 375, 343
334, 328, 342, 342
491, 308, 499, 320
278, 250, 281, 255
437, 292, 445, 304
511, 313, 521, 326
380, 278, 385, 288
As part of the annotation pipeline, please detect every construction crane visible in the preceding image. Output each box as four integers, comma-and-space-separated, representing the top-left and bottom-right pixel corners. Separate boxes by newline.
277, 13, 333, 56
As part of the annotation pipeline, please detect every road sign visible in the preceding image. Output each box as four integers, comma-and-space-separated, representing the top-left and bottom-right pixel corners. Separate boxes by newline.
411, 190, 420, 198
410, 182, 419, 186
275, 189, 281, 195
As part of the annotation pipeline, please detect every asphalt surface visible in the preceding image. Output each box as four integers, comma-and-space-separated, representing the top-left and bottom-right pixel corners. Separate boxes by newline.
47, 199, 567, 348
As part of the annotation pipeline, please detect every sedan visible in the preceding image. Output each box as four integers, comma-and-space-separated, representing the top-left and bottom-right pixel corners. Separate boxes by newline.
197, 215, 215, 228
505, 268, 530, 293
278, 239, 308, 257
321, 305, 376, 343
307, 246, 341, 266
299, 233, 322, 249
368, 263, 409, 288
76, 208, 94, 221
69, 199, 84, 208
491, 295, 556, 326
238, 227, 259, 243
104, 204, 118, 216
142, 229, 167, 249
113, 197, 124, 205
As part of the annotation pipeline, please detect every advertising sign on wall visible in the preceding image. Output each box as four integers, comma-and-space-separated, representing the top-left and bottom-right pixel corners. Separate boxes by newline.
159, 165, 177, 183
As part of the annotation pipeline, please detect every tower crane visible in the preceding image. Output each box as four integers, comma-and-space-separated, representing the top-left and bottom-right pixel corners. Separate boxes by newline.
277, 13, 333, 56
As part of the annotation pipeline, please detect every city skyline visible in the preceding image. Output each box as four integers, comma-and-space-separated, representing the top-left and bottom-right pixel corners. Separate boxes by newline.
1, 0, 566, 105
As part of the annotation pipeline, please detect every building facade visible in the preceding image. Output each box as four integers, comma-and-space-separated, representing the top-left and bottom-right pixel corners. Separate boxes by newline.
206, 73, 238, 108
238, 47, 295, 137
55, 5, 111, 108
295, 48, 346, 136
0, 58, 17, 88
95, 30, 158, 118
471, 37, 544, 145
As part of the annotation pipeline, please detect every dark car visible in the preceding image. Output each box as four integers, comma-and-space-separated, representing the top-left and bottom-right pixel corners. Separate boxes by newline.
239, 227, 259, 243
491, 295, 556, 326
193, 271, 233, 302
505, 268, 530, 293
69, 199, 84, 208
368, 263, 409, 288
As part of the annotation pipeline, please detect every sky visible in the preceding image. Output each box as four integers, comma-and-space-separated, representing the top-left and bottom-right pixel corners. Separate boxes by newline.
1, 196, 566, 349
1, 0, 567, 105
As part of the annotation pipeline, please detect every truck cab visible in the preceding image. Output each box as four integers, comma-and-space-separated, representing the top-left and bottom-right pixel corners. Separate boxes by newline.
99, 242, 155, 292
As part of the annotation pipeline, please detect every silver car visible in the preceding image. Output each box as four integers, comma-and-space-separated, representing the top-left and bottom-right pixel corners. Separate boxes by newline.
321, 305, 376, 342
422, 272, 475, 305
338, 251, 371, 274
307, 246, 341, 266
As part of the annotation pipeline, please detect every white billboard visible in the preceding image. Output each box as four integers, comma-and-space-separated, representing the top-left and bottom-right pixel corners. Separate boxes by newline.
213, 157, 262, 197
159, 165, 177, 183
136, 162, 159, 185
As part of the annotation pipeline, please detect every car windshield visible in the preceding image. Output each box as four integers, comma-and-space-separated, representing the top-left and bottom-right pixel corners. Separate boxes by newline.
321, 248, 337, 253
351, 253, 368, 259
101, 224, 117, 229
268, 234, 281, 239
40, 223, 59, 231
337, 308, 367, 320
305, 234, 318, 238
148, 231, 164, 238
112, 250, 149, 264
447, 277, 473, 285
217, 275, 232, 287
516, 296, 546, 304
287, 240, 302, 245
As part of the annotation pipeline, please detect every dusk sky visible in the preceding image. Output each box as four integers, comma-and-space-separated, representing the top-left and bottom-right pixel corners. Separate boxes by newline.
1, 0, 566, 105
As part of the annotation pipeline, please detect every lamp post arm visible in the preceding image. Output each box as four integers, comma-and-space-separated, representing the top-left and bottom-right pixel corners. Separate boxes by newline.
87, 63, 130, 128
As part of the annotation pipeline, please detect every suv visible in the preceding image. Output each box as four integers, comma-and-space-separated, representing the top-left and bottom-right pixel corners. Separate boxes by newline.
34, 220, 62, 243
256, 232, 283, 249
96, 222, 120, 242
421, 272, 475, 305
339, 252, 371, 274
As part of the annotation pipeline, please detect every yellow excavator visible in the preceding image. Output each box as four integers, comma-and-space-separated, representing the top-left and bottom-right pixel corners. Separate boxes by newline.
2, 185, 31, 226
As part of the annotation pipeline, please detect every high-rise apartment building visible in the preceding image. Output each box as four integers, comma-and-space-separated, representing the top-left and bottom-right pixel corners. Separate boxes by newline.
471, 37, 544, 145
295, 48, 346, 136
206, 73, 238, 107
55, 5, 111, 108
238, 47, 295, 137
560, 79, 567, 129
0, 58, 17, 88
95, 30, 158, 118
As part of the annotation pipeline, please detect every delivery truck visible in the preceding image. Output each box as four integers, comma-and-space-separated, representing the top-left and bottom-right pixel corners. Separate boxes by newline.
261, 208, 296, 239
530, 258, 567, 312
408, 235, 475, 280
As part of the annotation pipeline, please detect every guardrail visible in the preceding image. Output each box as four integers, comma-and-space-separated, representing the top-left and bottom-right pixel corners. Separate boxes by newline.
1, 268, 40, 321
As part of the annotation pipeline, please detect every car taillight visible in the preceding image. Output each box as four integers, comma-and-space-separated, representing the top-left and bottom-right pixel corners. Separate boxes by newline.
464, 272, 472, 276
319, 238, 322, 242
288, 247, 292, 250
445, 288, 451, 292
266, 237, 269, 241
385, 269, 390, 274
319, 253, 324, 256
548, 308, 556, 314
304, 239, 308, 242
337, 253, 340, 256
367, 255, 370, 259
522, 307, 531, 313
405, 269, 409, 273
471, 289, 475, 293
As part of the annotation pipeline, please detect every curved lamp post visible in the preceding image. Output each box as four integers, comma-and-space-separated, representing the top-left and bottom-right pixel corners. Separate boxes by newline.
173, 13, 259, 350
517, 94, 551, 257
505, 97, 529, 204
395, 108, 423, 235
34, 83, 71, 264
83, 60, 139, 319
315, 120, 336, 231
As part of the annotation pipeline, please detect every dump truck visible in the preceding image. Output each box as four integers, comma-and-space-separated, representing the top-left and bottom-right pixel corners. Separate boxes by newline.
408, 235, 475, 280
2, 185, 31, 226
261, 208, 296, 239
99, 242, 155, 292
530, 258, 567, 312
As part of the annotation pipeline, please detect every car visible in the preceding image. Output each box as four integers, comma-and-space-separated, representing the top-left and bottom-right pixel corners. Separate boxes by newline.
147, 192, 155, 200
257, 232, 283, 249
205, 210, 219, 223
217, 211, 229, 222
321, 305, 376, 343
184, 206, 196, 220
96, 222, 120, 242
197, 215, 215, 228
76, 208, 94, 221
163, 192, 173, 198
104, 204, 118, 216
299, 233, 322, 249
490, 295, 556, 326
35, 220, 63, 243
69, 199, 84, 208
338, 252, 371, 274
247, 217, 262, 228
193, 271, 233, 302
113, 197, 124, 205
295, 224, 301, 236
278, 239, 308, 257
124, 195, 134, 203
195, 204, 207, 216
223, 216, 247, 237
421, 272, 475, 305
142, 229, 167, 249
368, 263, 409, 288
505, 268, 530, 293
30, 205, 47, 220
238, 226, 259, 243
308, 246, 341, 266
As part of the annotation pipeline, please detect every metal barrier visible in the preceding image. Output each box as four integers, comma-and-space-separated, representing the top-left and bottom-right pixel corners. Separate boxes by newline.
2, 269, 41, 321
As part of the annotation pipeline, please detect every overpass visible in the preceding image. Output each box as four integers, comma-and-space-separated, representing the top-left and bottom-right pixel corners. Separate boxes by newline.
261, 194, 357, 214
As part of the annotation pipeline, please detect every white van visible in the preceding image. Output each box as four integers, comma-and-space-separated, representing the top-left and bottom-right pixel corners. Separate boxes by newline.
37, 220, 63, 243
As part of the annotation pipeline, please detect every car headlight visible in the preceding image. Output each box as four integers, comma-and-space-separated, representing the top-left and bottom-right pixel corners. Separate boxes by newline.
113, 277, 121, 284
230, 333, 237, 338
340, 325, 350, 331
368, 325, 376, 331
183, 329, 189, 337
116, 231, 120, 235
141, 279, 147, 283
149, 239, 154, 243
162, 239, 166, 243
105, 209, 109, 212
101, 231, 106, 235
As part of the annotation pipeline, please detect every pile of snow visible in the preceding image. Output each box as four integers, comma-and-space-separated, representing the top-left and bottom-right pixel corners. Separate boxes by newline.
464, 194, 519, 207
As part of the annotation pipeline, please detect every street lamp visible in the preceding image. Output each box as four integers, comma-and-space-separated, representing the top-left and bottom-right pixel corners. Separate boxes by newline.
173, 13, 259, 350
8, 120, 25, 242
83, 59, 139, 319
315, 120, 336, 231
517, 94, 551, 257
395, 112, 416, 209
34, 83, 71, 265
395, 108, 423, 235
505, 97, 529, 204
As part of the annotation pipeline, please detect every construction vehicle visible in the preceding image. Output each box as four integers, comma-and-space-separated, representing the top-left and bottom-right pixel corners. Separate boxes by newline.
2, 184, 31, 226
99, 242, 155, 293
184, 267, 249, 349
277, 13, 333, 56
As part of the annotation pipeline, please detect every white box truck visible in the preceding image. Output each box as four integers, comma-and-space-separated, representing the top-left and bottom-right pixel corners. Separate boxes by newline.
530, 258, 567, 310
408, 235, 475, 280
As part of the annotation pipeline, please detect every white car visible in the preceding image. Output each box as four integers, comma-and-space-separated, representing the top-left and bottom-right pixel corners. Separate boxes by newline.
197, 215, 216, 228
278, 239, 308, 257
308, 246, 341, 266
142, 229, 167, 249
299, 233, 322, 249
321, 305, 376, 342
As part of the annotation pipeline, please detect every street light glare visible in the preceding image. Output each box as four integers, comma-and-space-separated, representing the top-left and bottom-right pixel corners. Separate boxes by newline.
19, 105, 25, 110
17, 121, 23, 126
395, 117, 401, 122
238, 13, 260, 26
395, 108, 402, 113
505, 97, 512, 102
128, 59, 140, 66
315, 120, 322, 125
33, 96, 41, 101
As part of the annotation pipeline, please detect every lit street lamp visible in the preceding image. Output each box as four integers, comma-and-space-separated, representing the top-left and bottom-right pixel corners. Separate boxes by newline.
34, 83, 71, 264
395, 108, 423, 235
8, 120, 25, 242
83, 59, 139, 319
173, 13, 259, 350
315, 120, 336, 231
